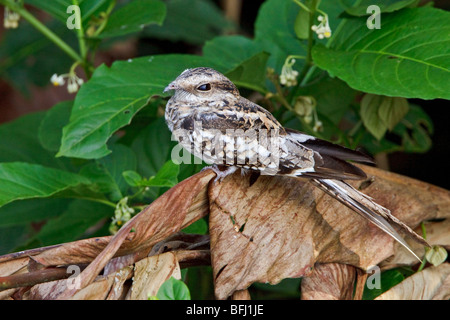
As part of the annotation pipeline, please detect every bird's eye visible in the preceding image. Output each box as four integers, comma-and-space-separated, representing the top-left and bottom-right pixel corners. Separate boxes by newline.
197, 83, 211, 91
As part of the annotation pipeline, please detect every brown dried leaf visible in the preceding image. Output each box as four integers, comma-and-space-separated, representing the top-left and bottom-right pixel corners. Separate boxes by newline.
106, 266, 133, 300
301, 263, 356, 300
209, 165, 450, 299
376, 263, 450, 300
70, 276, 115, 300
129, 252, 181, 300
26, 278, 74, 300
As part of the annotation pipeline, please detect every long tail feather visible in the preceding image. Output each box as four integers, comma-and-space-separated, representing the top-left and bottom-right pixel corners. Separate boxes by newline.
311, 179, 429, 262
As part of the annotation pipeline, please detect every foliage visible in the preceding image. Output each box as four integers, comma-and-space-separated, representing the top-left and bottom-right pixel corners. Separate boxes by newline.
0, 0, 448, 299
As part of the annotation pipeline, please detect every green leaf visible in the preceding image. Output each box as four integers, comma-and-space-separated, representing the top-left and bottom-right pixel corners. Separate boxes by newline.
393, 104, 433, 153
156, 277, 191, 300
0, 162, 92, 207
98, 0, 166, 38
425, 245, 448, 267
363, 268, 413, 300
295, 77, 356, 125
0, 224, 30, 255
57, 54, 212, 160
203, 35, 269, 92
225, 52, 270, 93
97, 144, 137, 194
122, 170, 143, 187
139, 160, 180, 188
359, 103, 433, 154
254, 0, 306, 72
182, 218, 208, 235
122, 160, 179, 188
360, 94, 388, 140
33, 200, 112, 246
24, 0, 75, 24
294, 6, 310, 39
38, 100, 73, 152
143, 0, 234, 45
79, 144, 137, 201
0, 198, 70, 227
0, 111, 74, 171
378, 96, 409, 130
131, 117, 176, 178
312, 8, 450, 99
24, 0, 111, 26
343, 0, 419, 16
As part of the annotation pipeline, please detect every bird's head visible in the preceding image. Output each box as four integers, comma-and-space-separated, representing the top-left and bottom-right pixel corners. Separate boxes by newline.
164, 67, 240, 103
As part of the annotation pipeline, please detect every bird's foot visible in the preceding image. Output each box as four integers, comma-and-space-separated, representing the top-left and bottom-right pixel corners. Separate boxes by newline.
202, 165, 238, 183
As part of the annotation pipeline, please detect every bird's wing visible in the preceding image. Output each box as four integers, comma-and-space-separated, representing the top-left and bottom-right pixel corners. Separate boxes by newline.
280, 128, 374, 180
195, 97, 285, 133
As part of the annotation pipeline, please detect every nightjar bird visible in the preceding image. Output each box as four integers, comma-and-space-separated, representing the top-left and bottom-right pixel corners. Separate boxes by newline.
164, 67, 428, 261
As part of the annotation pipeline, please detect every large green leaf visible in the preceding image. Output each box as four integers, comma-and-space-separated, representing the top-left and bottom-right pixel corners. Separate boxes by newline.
0, 162, 93, 207
342, 0, 419, 16
38, 101, 73, 152
33, 200, 112, 246
98, 0, 166, 38
0, 111, 73, 171
143, 0, 234, 45
312, 7, 450, 99
57, 54, 213, 159
0, 198, 71, 227
131, 117, 175, 178
254, 0, 306, 72
203, 36, 269, 92
80, 144, 137, 201
295, 77, 356, 125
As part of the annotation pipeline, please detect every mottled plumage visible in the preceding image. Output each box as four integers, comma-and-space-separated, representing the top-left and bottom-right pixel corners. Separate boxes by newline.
164, 67, 428, 261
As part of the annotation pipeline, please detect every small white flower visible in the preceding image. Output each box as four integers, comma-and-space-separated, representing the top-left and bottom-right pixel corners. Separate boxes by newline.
50, 73, 65, 86
280, 58, 299, 87
67, 78, 79, 94
50, 72, 84, 93
4, 7, 20, 29
312, 15, 332, 39
313, 120, 323, 132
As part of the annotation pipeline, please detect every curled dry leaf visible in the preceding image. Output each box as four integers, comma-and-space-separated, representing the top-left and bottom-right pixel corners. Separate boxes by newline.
129, 252, 181, 300
209, 165, 450, 299
376, 263, 450, 300
300, 263, 356, 300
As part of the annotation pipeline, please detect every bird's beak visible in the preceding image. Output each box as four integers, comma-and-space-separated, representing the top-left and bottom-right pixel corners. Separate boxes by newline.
163, 81, 178, 93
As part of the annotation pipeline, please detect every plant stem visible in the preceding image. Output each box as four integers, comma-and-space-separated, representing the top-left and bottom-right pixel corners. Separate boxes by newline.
77, 197, 117, 209
292, 0, 311, 13
71, 0, 92, 78
417, 222, 428, 272
297, 0, 317, 85
91, 0, 117, 37
1, 0, 83, 63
